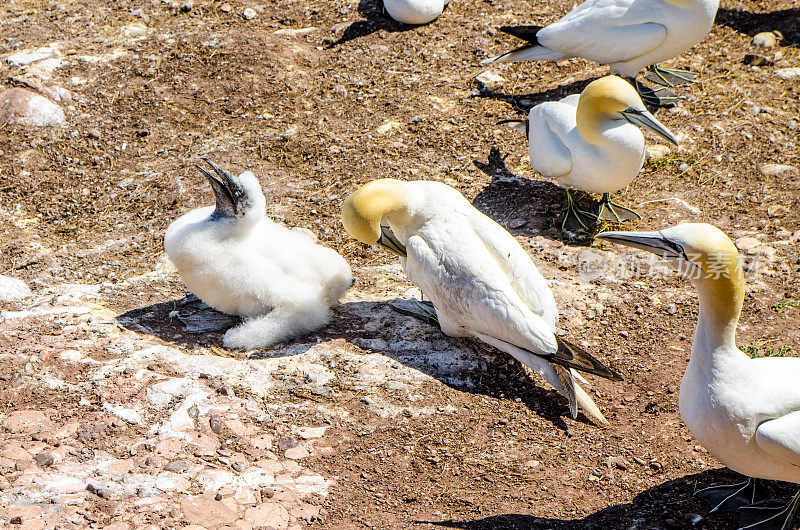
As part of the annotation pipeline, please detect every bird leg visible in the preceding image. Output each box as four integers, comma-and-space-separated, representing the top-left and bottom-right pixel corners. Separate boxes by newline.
597, 192, 641, 223
389, 298, 440, 328
644, 64, 699, 87
695, 477, 775, 513
562, 189, 596, 232
737, 489, 800, 530
624, 77, 682, 109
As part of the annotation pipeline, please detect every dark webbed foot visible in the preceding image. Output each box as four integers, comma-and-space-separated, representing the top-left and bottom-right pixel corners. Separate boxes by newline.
696, 478, 773, 513
737, 489, 800, 530
644, 64, 699, 87
625, 77, 682, 109
390, 299, 439, 328
597, 192, 640, 223
562, 189, 597, 232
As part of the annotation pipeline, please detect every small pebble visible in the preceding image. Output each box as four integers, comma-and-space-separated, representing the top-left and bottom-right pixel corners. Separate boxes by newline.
242, 7, 257, 19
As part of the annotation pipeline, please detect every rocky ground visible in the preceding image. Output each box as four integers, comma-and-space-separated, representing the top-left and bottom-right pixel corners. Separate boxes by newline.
1, 0, 799, 528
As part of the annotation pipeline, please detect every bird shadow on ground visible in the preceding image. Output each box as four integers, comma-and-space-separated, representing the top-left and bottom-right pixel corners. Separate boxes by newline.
117, 294, 598, 432
419, 468, 800, 529
716, 8, 800, 47
477, 77, 598, 117
471, 147, 602, 245
330, 299, 583, 432
324, 0, 419, 48
116, 294, 240, 350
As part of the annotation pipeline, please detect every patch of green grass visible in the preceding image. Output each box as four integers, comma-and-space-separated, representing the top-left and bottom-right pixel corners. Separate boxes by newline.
740, 342, 794, 358
772, 300, 799, 311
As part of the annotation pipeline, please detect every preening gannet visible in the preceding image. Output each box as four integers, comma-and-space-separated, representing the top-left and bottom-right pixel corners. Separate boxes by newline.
342, 178, 623, 424
384, 0, 451, 25
164, 159, 353, 349
482, 0, 720, 107
598, 223, 800, 530
513, 76, 677, 231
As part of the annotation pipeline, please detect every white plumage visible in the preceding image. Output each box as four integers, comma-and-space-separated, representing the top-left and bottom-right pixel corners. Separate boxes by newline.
342, 179, 622, 424
518, 76, 677, 227
529, 76, 676, 193
482, 0, 719, 78
384, 0, 450, 25
164, 159, 353, 349
598, 223, 800, 527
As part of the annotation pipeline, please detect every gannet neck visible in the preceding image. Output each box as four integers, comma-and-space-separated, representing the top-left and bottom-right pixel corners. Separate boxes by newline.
576, 76, 641, 146
342, 179, 410, 245
693, 269, 744, 351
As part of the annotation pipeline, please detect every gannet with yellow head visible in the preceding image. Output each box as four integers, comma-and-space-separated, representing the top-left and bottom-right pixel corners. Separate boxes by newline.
165, 159, 353, 350
482, 0, 719, 106
516, 76, 677, 231
598, 223, 800, 529
343, 178, 623, 425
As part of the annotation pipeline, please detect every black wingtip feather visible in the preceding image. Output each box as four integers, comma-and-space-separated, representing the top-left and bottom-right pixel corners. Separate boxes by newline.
554, 337, 624, 382
498, 25, 543, 45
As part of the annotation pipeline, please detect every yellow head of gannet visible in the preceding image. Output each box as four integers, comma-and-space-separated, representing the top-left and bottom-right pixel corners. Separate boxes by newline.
598, 223, 800, 528
341, 178, 409, 257
578, 76, 678, 147
342, 179, 623, 426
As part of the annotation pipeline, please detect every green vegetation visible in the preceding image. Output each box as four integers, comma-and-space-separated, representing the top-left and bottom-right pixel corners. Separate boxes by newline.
740, 342, 794, 358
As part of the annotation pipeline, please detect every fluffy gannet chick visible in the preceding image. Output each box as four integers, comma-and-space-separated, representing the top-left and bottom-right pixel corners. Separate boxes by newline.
598, 223, 800, 529
482, 0, 719, 107
164, 159, 353, 349
384, 0, 451, 25
342, 179, 623, 425
515, 76, 677, 231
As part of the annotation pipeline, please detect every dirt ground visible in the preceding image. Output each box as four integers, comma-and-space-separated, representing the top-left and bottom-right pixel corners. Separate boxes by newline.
1, 0, 800, 528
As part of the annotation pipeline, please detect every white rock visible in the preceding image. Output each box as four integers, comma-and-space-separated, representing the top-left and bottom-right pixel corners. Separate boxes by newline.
759, 163, 796, 176
0, 274, 32, 300
59, 350, 85, 362
775, 68, 800, 80
273, 27, 317, 37
296, 426, 328, 440
0, 88, 65, 126
475, 70, 505, 90
242, 7, 257, 19
4, 46, 61, 66
645, 144, 671, 161
102, 403, 143, 425
752, 32, 778, 48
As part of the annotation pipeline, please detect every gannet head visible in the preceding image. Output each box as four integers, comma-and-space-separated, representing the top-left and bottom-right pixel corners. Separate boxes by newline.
598, 223, 742, 281
341, 179, 409, 257
195, 158, 266, 227
577, 76, 678, 147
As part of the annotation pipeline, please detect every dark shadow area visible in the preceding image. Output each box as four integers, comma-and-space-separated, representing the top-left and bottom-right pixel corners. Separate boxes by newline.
117, 295, 587, 431
716, 8, 800, 47
421, 469, 799, 529
325, 0, 421, 48
472, 147, 601, 244
116, 294, 240, 349
477, 77, 598, 117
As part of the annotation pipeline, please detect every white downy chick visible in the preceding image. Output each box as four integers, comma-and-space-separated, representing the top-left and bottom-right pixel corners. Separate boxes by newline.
165, 158, 353, 349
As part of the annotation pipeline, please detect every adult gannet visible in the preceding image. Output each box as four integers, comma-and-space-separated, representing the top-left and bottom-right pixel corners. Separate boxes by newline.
164, 158, 353, 349
598, 223, 800, 530
512, 76, 677, 231
481, 0, 720, 107
384, 0, 451, 25
342, 178, 623, 424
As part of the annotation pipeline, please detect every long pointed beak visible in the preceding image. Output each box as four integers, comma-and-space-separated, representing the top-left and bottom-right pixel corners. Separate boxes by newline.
194, 158, 241, 217
378, 225, 407, 258
596, 229, 686, 260
621, 108, 679, 146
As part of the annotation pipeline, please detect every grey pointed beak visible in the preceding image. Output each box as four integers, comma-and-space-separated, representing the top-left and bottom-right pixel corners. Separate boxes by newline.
596, 229, 687, 260
621, 108, 679, 146
194, 158, 246, 217
378, 225, 407, 258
